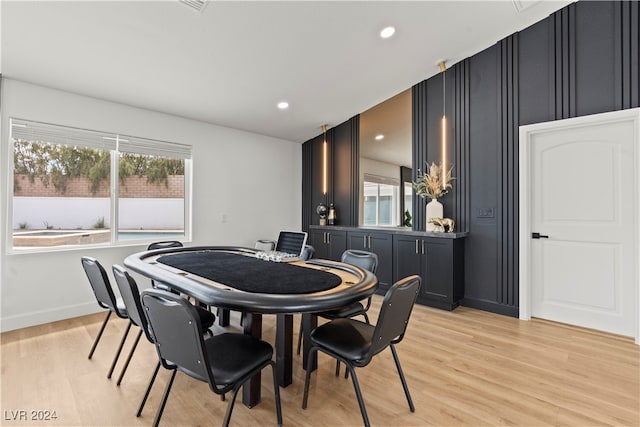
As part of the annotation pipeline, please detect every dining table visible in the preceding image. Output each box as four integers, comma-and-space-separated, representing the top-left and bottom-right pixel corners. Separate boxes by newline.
124, 245, 378, 408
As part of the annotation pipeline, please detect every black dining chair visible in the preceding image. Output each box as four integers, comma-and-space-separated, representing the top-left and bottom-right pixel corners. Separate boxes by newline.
302, 275, 421, 427
111, 265, 215, 389
300, 244, 315, 261
147, 241, 183, 293
111, 265, 215, 417
140, 288, 283, 427
296, 249, 377, 357
81, 256, 130, 379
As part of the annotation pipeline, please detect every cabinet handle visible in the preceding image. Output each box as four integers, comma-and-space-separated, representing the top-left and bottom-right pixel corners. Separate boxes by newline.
363, 236, 367, 247
415, 239, 419, 254
368, 235, 371, 248
327, 233, 331, 244
323, 232, 327, 244
422, 239, 425, 255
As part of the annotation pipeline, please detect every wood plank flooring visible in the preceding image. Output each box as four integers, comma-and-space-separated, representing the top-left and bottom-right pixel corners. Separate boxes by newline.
1, 296, 638, 426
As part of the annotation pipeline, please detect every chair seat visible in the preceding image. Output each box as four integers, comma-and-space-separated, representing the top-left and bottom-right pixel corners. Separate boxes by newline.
319, 302, 365, 320
310, 318, 374, 362
179, 333, 273, 386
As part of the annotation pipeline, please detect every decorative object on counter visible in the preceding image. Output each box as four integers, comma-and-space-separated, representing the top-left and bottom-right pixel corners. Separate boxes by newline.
317, 203, 328, 226
413, 162, 454, 231
428, 217, 455, 233
403, 210, 412, 228
327, 203, 336, 225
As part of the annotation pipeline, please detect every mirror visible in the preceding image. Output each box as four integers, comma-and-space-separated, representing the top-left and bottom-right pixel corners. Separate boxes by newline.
359, 89, 412, 227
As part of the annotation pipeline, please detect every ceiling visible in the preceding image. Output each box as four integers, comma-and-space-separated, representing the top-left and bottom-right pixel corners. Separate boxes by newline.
1, 1, 573, 143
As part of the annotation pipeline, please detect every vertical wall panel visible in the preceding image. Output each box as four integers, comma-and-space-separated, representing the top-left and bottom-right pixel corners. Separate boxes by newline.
332, 118, 357, 227
574, 1, 620, 116
412, 81, 427, 231
464, 44, 500, 305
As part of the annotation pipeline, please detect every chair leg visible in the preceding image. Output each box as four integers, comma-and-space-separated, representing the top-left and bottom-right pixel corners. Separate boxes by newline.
117, 328, 142, 385
301, 347, 319, 409
345, 363, 371, 427
137, 361, 160, 417
107, 322, 132, 379
296, 321, 303, 355
335, 359, 341, 376
269, 361, 283, 427
363, 312, 370, 324
222, 385, 241, 427
152, 369, 177, 427
88, 311, 111, 359
390, 344, 415, 412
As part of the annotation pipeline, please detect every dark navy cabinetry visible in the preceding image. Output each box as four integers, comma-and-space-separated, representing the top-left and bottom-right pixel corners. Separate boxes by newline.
311, 226, 466, 310
347, 230, 393, 292
393, 234, 465, 310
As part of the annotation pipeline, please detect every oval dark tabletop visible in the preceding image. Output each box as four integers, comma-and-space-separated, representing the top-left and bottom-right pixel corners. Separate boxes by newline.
124, 246, 378, 314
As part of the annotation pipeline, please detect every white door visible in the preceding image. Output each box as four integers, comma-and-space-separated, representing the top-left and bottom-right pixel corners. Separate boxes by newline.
520, 109, 639, 340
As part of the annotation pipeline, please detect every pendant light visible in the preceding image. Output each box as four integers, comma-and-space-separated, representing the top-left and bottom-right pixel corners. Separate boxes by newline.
438, 60, 447, 189
322, 124, 328, 196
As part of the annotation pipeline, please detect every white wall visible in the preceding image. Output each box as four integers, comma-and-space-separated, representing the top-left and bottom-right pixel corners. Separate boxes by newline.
0, 78, 302, 331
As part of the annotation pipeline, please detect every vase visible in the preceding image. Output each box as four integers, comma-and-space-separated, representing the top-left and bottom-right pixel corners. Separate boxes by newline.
426, 198, 443, 231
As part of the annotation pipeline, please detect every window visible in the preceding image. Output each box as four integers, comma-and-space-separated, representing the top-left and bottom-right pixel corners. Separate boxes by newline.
362, 174, 400, 226
10, 118, 191, 250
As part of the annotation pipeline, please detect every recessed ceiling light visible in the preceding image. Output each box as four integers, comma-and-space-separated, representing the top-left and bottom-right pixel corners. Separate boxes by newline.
277, 101, 289, 110
380, 26, 395, 39
375, 134, 384, 140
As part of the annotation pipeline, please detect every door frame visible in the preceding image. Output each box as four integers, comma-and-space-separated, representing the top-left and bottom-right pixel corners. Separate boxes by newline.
518, 108, 640, 344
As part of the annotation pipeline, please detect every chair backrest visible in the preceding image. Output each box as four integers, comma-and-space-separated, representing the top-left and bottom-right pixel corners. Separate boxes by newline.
300, 244, 315, 261
255, 239, 276, 252
368, 275, 421, 358
148, 241, 183, 251
275, 231, 308, 256
341, 249, 379, 274
140, 289, 212, 383
81, 256, 121, 315
112, 265, 154, 343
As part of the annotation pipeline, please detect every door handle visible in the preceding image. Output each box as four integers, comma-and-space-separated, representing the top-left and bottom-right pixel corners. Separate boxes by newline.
531, 232, 549, 239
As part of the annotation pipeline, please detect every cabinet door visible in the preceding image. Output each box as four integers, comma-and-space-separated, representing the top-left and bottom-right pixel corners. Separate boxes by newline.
393, 235, 422, 283
327, 231, 347, 261
308, 230, 329, 259
368, 232, 393, 290
424, 238, 454, 303
347, 231, 368, 251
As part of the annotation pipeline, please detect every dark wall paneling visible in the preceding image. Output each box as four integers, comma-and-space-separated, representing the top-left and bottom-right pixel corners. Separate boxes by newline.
302, 135, 326, 233
332, 119, 357, 227
453, 60, 470, 234
518, 17, 554, 126
621, 0, 640, 108
574, 1, 620, 116
350, 116, 360, 226
499, 34, 519, 308
553, 4, 575, 119
463, 44, 501, 306
302, 139, 312, 233
412, 81, 428, 231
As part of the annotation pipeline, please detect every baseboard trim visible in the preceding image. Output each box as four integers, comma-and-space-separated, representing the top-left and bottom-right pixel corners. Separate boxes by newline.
460, 297, 519, 317
1, 302, 100, 332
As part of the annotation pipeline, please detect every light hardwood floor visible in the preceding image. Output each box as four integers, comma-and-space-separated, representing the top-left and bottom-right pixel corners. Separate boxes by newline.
1, 296, 638, 427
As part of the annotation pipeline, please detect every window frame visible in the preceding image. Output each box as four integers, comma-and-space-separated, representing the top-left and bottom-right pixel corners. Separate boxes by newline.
7, 118, 192, 253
